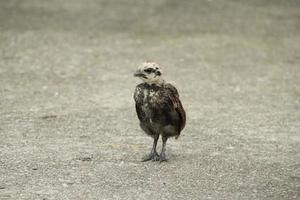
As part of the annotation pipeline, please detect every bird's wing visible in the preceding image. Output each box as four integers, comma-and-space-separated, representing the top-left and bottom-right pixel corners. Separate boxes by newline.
135, 103, 144, 122
164, 83, 186, 131
134, 84, 145, 122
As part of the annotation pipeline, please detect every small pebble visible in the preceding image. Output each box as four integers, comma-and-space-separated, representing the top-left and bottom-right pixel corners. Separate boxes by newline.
40, 115, 57, 119
79, 157, 92, 162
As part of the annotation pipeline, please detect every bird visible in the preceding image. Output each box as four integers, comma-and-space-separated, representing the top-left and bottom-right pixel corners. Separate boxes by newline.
133, 62, 186, 162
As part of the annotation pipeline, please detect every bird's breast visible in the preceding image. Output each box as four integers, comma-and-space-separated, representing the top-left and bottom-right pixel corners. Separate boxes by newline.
144, 89, 160, 103
141, 90, 160, 116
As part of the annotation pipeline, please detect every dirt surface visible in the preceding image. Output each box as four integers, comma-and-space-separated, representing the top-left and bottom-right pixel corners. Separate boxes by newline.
0, 0, 299, 199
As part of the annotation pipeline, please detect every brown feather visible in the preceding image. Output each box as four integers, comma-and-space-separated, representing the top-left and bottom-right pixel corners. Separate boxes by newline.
164, 83, 186, 132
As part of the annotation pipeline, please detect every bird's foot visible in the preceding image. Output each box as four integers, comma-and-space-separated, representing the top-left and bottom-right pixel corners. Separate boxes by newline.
142, 152, 160, 162
159, 153, 168, 162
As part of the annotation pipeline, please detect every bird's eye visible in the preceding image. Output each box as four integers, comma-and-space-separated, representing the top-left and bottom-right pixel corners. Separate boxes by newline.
144, 69, 153, 73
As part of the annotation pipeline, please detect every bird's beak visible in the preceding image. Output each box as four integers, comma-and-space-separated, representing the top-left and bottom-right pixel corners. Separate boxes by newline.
134, 71, 140, 77
134, 70, 145, 78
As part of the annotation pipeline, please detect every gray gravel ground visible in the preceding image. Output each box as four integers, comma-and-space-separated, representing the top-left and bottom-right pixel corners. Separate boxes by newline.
0, 0, 300, 199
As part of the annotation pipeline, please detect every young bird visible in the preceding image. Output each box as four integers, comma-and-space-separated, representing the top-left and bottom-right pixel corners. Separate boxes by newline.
133, 62, 186, 162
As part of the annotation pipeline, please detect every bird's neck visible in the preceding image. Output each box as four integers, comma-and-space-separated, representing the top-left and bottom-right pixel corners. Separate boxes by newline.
145, 78, 165, 86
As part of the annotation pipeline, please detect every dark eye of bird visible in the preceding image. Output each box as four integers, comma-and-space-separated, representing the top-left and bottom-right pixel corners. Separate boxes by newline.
144, 69, 153, 73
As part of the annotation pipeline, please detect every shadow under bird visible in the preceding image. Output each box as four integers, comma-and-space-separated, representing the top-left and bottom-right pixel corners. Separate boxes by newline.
133, 62, 186, 162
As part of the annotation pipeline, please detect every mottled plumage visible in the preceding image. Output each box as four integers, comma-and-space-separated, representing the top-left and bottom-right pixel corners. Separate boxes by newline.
133, 62, 186, 162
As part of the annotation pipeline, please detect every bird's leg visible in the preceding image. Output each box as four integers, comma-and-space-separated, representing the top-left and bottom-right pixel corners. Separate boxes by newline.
159, 136, 168, 162
142, 135, 159, 162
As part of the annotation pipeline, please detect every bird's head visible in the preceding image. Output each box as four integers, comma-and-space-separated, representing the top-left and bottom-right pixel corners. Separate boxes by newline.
134, 62, 164, 84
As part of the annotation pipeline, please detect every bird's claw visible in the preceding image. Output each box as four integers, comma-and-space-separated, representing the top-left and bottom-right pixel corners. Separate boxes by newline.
142, 152, 160, 162
159, 153, 167, 162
